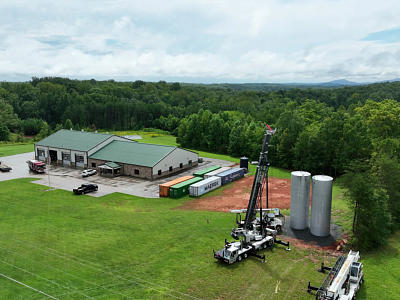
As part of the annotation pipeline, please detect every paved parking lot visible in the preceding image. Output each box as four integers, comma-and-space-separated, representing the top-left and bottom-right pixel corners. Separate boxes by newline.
0, 152, 235, 198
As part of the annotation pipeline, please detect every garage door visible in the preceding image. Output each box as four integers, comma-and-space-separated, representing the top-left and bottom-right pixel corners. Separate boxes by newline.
62, 152, 70, 167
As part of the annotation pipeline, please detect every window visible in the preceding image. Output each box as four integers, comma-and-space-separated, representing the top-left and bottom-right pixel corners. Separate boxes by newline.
134, 169, 140, 175
189, 160, 192, 166
92, 163, 96, 168
180, 163, 183, 168
158, 170, 161, 175
169, 166, 173, 172
75, 155, 84, 163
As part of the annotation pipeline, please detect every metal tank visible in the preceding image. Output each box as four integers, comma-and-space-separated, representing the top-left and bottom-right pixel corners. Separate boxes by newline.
290, 171, 311, 230
310, 175, 333, 237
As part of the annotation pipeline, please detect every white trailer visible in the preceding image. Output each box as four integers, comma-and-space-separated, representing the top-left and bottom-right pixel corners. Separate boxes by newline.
204, 166, 231, 179
308, 250, 364, 300
189, 176, 221, 197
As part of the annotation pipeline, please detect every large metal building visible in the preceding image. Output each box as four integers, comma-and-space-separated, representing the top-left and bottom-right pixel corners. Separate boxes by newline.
88, 140, 198, 180
35, 129, 198, 180
35, 129, 127, 168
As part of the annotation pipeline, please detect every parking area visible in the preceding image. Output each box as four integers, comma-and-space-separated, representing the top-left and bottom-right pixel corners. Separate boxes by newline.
0, 152, 235, 198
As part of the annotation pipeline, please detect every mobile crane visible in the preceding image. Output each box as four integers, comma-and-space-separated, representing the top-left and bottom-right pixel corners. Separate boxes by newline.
213, 126, 289, 264
307, 250, 364, 300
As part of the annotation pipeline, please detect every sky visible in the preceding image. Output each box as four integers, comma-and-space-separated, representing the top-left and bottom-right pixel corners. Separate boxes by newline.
1, 0, 400, 83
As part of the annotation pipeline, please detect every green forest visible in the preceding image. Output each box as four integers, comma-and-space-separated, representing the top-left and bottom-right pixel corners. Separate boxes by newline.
1, 77, 400, 249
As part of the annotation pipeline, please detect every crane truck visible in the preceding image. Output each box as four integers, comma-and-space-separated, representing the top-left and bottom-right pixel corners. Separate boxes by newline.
307, 250, 364, 300
213, 126, 290, 264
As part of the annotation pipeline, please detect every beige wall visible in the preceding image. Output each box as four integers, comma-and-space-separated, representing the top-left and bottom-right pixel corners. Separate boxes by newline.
152, 161, 198, 180
88, 158, 152, 180
153, 148, 198, 175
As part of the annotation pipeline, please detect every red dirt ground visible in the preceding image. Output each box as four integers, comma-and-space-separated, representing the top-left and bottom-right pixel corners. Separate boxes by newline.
178, 175, 346, 251
178, 175, 291, 212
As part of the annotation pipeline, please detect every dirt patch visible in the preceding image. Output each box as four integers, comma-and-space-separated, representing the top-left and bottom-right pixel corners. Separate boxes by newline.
178, 175, 291, 212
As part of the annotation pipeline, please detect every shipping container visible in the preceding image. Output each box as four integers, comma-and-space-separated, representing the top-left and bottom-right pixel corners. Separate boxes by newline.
189, 176, 222, 197
216, 167, 246, 185
169, 177, 203, 198
204, 167, 231, 179
159, 175, 194, 197
193, 165, 221, 178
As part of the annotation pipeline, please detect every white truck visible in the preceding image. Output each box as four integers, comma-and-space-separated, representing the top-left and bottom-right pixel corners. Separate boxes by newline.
308, 250, 364, 300
230, 208, 285, 232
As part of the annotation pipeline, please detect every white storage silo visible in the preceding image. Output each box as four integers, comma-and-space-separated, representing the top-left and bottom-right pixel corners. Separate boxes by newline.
290, 171, 311, 230
310, 175, 333, 237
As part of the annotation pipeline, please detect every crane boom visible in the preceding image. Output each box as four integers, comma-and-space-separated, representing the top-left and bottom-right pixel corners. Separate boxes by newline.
244, 128, 275, 230
213, 126, 289, 264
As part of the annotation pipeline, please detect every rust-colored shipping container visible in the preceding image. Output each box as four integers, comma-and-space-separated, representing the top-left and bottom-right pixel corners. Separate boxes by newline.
159, 175, 194, 197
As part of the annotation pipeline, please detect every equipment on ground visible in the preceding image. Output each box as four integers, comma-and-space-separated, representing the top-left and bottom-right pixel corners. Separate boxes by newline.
230, 208, 284, 232
26, 160, 46, 173
307, 250, 364, 300
0, 161, 12, 172
73, 183, 98, 195
213, 126, 289, 264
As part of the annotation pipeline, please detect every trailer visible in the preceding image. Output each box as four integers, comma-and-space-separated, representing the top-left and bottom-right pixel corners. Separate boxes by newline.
204, 166, 231, 179
307, 250, 364, 300
193, 166, 221, 178
159, 175, 194, 197
189, 176, 221, 197
169, 177, 203, 198
216, 167, 245, 185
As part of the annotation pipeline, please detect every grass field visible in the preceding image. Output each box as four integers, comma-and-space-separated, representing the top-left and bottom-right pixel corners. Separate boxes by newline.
0, 179, 398, 299
0, 143, 33, 157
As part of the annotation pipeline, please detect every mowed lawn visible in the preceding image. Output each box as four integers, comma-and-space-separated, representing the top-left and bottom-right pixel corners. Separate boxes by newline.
0, 179, 399, 299
0, 143, 33, 157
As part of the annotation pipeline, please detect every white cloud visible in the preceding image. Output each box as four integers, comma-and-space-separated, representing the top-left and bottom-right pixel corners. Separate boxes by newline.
0, 0, 400, 82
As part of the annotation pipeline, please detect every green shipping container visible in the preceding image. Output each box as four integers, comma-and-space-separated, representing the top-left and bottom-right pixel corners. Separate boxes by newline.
193, 166, 221, 178
169, 177, 203, 198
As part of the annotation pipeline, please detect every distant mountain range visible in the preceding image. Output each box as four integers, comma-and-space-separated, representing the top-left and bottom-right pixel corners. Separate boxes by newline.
184, 78, 400, 92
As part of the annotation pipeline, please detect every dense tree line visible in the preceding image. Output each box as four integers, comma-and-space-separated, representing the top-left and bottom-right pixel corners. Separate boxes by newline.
1, 77, 400, 249
178, 100, 400, 249
1, 77, 400, 138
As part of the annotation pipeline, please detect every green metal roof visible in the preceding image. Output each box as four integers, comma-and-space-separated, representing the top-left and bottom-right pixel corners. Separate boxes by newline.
170, 177, 203, 189
89, 140, 176, 167
36, 129, 113, 152
105, 162, 120, 168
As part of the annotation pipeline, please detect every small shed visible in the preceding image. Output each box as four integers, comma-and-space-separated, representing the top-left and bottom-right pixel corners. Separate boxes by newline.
98, 162, 121, 177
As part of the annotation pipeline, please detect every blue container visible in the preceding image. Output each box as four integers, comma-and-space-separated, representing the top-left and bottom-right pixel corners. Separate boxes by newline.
216, 167, 245, 185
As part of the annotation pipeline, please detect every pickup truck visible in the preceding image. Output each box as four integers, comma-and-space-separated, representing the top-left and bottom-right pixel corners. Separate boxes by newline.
0, 161, 12, 172
73, 183, 98, 195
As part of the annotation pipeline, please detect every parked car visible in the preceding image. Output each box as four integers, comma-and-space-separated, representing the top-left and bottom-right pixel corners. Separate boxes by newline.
82, 169, 97, 177
0, 161, 12, 172
73, 183, 98, 195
